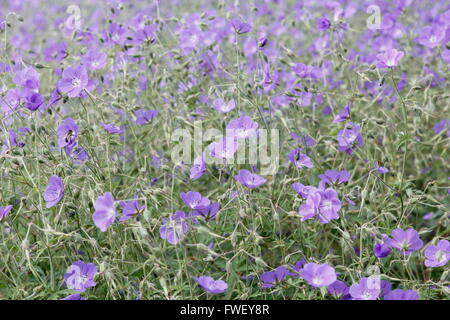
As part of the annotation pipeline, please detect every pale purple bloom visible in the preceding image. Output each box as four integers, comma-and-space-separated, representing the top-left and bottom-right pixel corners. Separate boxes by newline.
134, 109, 158, 125
181, 191, 210, 210
0, 88, 21, 115
0, 205, 12, 221
226, 115, 259, 139
299, 263, 337, 288
82, 50, 107, 70
433, 119, 449, 137
349, 277, 381, 300
298, 188, 341, 223
208, 136, 238, 159
298, 191, 321, 221
424, 240, 450, 268
376, 166, 389, 174
374, 234, 392, 258
288, 149, 314, 169
24, 92, 44, 111
92, 192, 116, 232
43, 175, 64, 208
119, 200, 145, 222
190, 155, 206, 180
60, 293, 85, 300
64, 261, 97, 292
317, 18, 331, 31
337, 122, 364, 154
159, 211, 188, 245
328, 280, 349, 299
189, 202, 220, 222
212, 98, 236, 113
292, 63, 322, 79
230, 19, 252, 34
57, 118, 79, 149
384, 289, 419, 300
333, 103, 350, 123
57, 66, 89, 98
376, 49, 404, 68
100, 122, 124, 134
260, 266, 289, 289
194, 276, 228, 294
386, 228, 423, 255
234, 170, 266, 189
318, 170, 350, 188
291, 182, 319, 199
416, 26, 446, 49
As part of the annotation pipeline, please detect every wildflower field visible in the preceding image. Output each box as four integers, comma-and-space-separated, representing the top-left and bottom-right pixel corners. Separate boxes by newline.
0, 0, 449, 301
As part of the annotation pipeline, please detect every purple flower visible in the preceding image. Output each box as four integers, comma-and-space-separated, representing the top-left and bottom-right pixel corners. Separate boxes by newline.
416, 26, 446, 49
375, 49, 404, 68
181, 191, 210, 210
298, 191, 321, 221
292, 63, 322, 79
230, 19, 252, 34
333, 103, 350, 123
226, 115, 259, 139
13, 67, 40, 91
57, 118, 79, 149
100, 122, 124, 134
82, 50, 107, 70
299, 263, 337, 288
134, 109, 158, 125
92, 192, 116, 232
190, 155, 206, 180
189, 202, 220, 222
212, 98, 236, 113
260, 266, 289, 289
316, 189, 342, 223
424, 240, 450, 268
386, 228, 423, 255
234, 170, 266, 189
318, 170, 350, 188
299, 188, 341, 223
208, 136, 238, 159
291, 183, 319, 199
328, 280, 349, 299
60, 293, 85, 300
317, 18, 331, 31
374, 235, 392, 258
337, 122, 364, 154
159, 211, 188, 245
24, 92, 44, 111
194, 276, 228, 294
433, 119, 449, 137
288, 149, 314, 169
64, 261, 97, 292
1, 88, 21, 115
119, 200, 145, 222
349, 277, 381, 300
57, 66, 89, 98
0, 205, 12, 221
384, 289, 419, 300
43, 175, 64, 208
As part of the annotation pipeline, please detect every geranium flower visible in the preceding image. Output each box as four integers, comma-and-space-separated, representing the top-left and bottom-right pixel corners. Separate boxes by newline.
194, 276, 228, 294
43, 175, 64, 208
92, 192, 116, 232
64, 261, 97, 292
57, 66, 89, 98
159, 211, 188, 245
386, 228, 423, 255
424, 240, 450, 268
299, 263, 337, 288
234, 169, 266, 189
